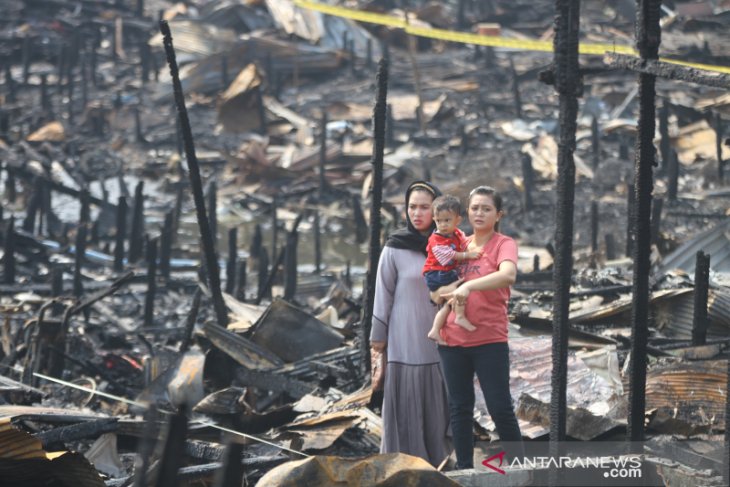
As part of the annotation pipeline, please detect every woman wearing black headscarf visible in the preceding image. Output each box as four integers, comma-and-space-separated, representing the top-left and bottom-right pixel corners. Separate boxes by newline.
370, 181, 451, 466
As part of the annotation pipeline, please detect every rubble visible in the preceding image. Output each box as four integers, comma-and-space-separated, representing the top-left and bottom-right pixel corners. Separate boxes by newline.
1, 0, 729, 485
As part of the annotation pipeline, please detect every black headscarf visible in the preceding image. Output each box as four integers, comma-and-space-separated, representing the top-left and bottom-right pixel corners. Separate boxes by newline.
384, 180, 441, 254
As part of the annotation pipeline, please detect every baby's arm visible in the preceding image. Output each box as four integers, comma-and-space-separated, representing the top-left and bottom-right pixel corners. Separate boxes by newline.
454, 249, 483, 260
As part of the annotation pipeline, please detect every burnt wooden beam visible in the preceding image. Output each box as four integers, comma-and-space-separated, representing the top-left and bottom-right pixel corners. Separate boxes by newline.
691, 251, 711, 346
234, 366, 312, 399
547, 0, 581, 482
604, 53, 730, 90
36, 418, 118, 448
627, 0, 662, 445
160, 20, 228, 328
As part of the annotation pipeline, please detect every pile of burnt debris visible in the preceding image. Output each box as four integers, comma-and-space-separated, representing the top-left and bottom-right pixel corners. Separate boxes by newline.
1, 0, 729, 485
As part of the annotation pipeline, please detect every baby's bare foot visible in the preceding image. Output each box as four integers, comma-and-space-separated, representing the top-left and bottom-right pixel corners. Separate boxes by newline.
427, 328, 446, 345
454, 315, 476, 331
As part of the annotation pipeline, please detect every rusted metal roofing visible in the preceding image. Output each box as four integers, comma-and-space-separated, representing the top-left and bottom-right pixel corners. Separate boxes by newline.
0, 418, 105, 487
655, 287, 730, 338
660, 218, 730, 274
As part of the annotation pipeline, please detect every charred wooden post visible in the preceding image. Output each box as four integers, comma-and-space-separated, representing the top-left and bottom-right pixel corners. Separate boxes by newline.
658, 102, 670, 171
136, 0, 145, 18
3, 217, 15, 284
23, 179, 41, 234
591, 116, 600, 168
256, 86, 266, 135
510, 56, 522, 119
179, 289, 201, 353
56, 44, 66, 87
207, 181, 217, 250
283, 223, 299, 301
89, 35, 98, 87
144, 238, 158, 328
521, 152, 534, 212
385, 103, 394, 148
129, 181, 145, 263
256, 246, 270, 302
73, 223, 87, 298
235, 259, 247, 301
319, 110, 328, 200
667, 149, 679, 201
113, 196, 128, 272
250, 223, 262, 260
270, 196, 278, 260
40, 74, 51, 114
154, 408, 188, 487
80, 54, 88, 109
140, 42, 150, 84
716, 113, 724, 182
650, 197, 663, 246
38, 418, 118, 449
366, 39, 373, 69
66, 76, 75, 126
352, 195, 368, 244
627, 0, 662, 446
362, 58, 388, 375
605, 233, 616, 260
21, 36, 31, 84
134, 106, 145, 143
212, 442, 244, 487
159, 210, 173, 279
313, 209, 322, 274
175, 116, 183, 157
625, 183, 634, 257
4, 62, 16, 103
691, 251, 711, 346
533, 254, 540, 272
225, 227, 237, 294
590, 201, 598, 252
5, 167, 16, 203
547, 0, 581, 478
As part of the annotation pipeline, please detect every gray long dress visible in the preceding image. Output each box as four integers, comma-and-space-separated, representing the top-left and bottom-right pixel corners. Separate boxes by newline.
370, 246, 451, 466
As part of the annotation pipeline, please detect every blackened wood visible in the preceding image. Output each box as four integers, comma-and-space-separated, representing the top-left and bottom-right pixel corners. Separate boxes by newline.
37, 418, 118, 448
136, 0, 144, 19
129, 181, 145, 262
625, 183, 634, 257
716, 113, 724, 182
5, 167, 16, 203
207, 181, 217, 250
667, 149, 679, 201
548, 0, 581, 478
250, 223, 262, 260
144, 238, 158, 327
256, 246, 270, 304
179, 288, 201, 353
270, 196, 278, 260
521, 153, 534, 212
3, 217, 15, 284
133, 406, 159, 487
313, 210, 321, 274
234, 366, 312, 399
659, 102, 670, 170
510, 56, 522, 119
23, 178, 41, 233
172, 185, 183, 245
159, 210, 173, 279
590, 201, 598, 252
225, 227, 237, 294
4, 63, 15, 102
533, 254, 540, 272
283, 224, 298, 301
235, 259, 247, 301
352, 195, 367, 244
619, 136, 630, 160
212, 442, 244, 487
22, 36, 31, 84
366, 39, 373, 69
591, 116, 600, 168
628, 0, 662, 445
73, 224, 87, 298
134, 106, 145, 143
154, 409, 188, 487
604, 52, 730, 90
650, 197, 663, 245
605, 233, 616, 260
385, 103, 394, 148
40, 74, 50, 113
319, 110, 328, 200
691, 251, 711, 346
114, 196, 128, 272
361, 58, 388, 375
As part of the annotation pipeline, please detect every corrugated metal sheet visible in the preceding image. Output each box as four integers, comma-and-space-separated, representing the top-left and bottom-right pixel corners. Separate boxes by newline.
645, 359, 727, 430
0, 418, 106, 487
660, 218, 730, 274
656, 287, 730, 338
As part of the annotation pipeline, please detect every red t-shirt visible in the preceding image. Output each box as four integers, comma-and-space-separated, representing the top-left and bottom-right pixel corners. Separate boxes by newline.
440, 233, 518, 347
423, 229, 467, 274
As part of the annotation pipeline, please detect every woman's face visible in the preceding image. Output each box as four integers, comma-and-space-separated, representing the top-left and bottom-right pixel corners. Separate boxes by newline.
408, 190, 435, 234
468, 194, 501, 232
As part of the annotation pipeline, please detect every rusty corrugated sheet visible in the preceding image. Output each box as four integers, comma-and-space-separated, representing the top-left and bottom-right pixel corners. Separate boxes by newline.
656, 287, 730, 338
645, 359, 727, 430
660, 218, 730, 274
0, 418, 105, 487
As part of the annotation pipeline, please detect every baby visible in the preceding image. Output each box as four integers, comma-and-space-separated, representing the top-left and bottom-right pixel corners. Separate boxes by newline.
422, 195, 481, 342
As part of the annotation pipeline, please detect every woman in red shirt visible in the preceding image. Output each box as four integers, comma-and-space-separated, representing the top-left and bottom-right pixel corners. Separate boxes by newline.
438, 186, 524, 469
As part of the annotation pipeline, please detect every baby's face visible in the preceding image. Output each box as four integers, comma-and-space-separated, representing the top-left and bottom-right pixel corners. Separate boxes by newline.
434, 210, 460, 235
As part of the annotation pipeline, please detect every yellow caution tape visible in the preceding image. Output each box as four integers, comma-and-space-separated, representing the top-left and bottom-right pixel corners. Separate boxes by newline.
294, 0, 730, 75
